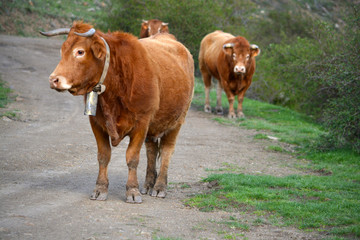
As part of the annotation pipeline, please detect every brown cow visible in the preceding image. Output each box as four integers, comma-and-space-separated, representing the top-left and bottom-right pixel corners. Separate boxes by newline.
40, 21, 194, 203
199, 30, 260, 118
140, 19, 169, 38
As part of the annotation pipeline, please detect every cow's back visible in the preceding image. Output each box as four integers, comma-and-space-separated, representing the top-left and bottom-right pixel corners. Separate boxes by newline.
199, 31, 234, 79
139, 34, 194, 135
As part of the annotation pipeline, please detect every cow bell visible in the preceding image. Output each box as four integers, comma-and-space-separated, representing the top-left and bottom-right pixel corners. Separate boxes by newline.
84, 91, 98, 116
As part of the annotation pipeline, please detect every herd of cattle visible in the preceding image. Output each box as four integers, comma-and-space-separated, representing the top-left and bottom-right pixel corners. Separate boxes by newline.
40, 19, 260, 203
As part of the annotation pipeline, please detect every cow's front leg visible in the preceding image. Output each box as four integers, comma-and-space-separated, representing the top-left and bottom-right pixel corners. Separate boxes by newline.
224, 89, 236, 118
237, 93, 245, 118
125, 128, 147, 203
236, 84, 250, 118
89, 117, 111, 201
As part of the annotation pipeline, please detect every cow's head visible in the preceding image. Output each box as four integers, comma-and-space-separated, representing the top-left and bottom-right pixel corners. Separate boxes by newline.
140, 19, 169, 38
223, 37, 260, 75
41, 22, 107, 96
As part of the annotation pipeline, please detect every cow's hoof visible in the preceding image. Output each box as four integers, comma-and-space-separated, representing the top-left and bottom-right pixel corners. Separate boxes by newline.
228, 112, 237, 119
126, 188, 142, 203
204, 105, 211, 113
237, 112, 245, 119
215, 106, 223, 115
90, 190, 108, 201
140, 187, 153, 195
151, 190, 166, 198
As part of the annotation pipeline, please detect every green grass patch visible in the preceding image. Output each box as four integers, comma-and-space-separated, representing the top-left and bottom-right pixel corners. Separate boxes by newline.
267, 145, 284, 152
180, 184, 191, 189
186, 150, 360, 238
0, 77, 13, 108
205, 162, 244, 173
186, 171, 360, 237
253, 133, 268, 140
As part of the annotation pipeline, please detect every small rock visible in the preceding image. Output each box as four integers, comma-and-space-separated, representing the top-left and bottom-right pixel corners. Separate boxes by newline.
2, 116, 13, 122
207, 180, 219, 188
267, 135, 279, 141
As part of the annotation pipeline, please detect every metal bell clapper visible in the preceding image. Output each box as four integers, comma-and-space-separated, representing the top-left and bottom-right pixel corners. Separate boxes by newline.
84, 91, 98, 116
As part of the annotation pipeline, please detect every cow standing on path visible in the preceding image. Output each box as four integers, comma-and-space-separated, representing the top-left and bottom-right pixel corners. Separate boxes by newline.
40, 21, 194, 203
199, 30, 260, 118
140, 19, 169, 38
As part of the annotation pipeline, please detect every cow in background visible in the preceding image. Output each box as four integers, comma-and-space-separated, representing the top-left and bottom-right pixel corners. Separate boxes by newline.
40, 21, 194, 203
199, 30, 260, 118
140, 19, 169, 38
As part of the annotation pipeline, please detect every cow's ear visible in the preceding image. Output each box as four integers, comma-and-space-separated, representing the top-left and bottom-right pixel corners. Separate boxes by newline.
223, 43, 234, 56
91, 38, 106, 60
250, 44, 260, 57
142, 20, 149, 29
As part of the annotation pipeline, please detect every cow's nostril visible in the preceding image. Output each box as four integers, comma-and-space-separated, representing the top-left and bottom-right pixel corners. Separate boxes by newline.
49, 77, 58, 83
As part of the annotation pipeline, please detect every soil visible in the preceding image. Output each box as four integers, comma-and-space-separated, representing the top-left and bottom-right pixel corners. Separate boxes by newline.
0, 35, 323, 240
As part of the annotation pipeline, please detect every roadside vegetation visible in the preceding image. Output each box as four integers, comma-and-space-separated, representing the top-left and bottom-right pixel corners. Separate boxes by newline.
0, 76, 12, 108
1, 0, 359, 239
0, 75, 17, 119
190, 83, 360, 239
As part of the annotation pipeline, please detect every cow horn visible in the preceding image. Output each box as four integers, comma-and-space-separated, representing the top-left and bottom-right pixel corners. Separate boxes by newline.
223, 43, 234, 49
74, 28, 96, 37
39, 28, 70, 37
250, 44, 259, 50
142, 19, 148, 24
162, 22, 169, 26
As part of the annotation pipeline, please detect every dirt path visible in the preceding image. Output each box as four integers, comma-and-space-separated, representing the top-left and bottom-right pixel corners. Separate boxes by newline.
0, 35, 322, 240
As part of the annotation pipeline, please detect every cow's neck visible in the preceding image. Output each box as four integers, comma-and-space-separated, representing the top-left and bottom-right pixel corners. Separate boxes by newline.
97, 85, 134, 147
229, 71, 245, 82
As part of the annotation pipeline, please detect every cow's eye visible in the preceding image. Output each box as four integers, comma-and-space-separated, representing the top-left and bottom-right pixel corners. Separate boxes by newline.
74, 48, 85, 58
246, 54, 250, 60
232, 53, 236, 60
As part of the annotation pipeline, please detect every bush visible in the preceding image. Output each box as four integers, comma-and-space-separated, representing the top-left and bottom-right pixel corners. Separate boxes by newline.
313, 6, 360, 153
250, 36, 323, 111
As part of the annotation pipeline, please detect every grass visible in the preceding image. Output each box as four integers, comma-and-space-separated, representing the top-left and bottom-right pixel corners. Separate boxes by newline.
0, 76, 18, 119
189, 78, 360, 239
0, 78, 12, 108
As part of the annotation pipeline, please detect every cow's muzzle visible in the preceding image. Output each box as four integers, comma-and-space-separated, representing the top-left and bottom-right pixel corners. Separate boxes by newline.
234, 65, 246, 74
49, 74, 71, 91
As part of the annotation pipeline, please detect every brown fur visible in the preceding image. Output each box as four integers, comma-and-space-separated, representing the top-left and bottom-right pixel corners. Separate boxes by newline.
139, 19, 169, 38
49, 21, 194, 203
199, 30, 260, 118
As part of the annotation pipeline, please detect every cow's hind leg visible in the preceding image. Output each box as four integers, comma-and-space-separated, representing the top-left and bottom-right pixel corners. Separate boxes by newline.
141, 138, 159, 195
151, 125, 181, 198
215, 81, 223, 115
125, 127, 148, 203
201, 70, 212, 113
90, 118, 111, 201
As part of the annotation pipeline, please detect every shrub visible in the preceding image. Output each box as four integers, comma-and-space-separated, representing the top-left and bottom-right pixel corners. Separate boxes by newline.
309, 6, 360, 153
249, 36, 323, 110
